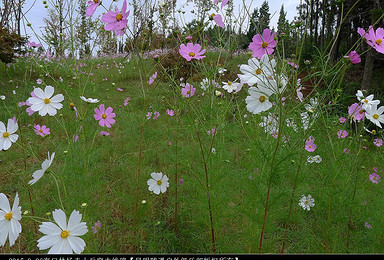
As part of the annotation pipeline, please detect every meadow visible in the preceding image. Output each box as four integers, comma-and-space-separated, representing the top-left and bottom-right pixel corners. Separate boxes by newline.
1, 0, 384, 255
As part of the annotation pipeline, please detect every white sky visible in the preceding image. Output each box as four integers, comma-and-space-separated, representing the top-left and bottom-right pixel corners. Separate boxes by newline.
21, 0, 300, 47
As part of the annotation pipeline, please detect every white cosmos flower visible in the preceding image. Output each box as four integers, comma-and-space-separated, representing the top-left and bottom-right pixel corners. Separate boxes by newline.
259, 113, 278, 134
0, 118, 18, 151
0, 95, 5, 100
313, 155, 322, 163
200, 78, 210, 91
37, 209, 88, 254
80, 96, 99, 103
0, 193, 22, 247
257, 74, 288, 95
238, 54, 276, 86
29, 152, 55, 185
27, 86, 64, 116
245, 86, 274, 114
365, 104, 384, 128
147, 172, 169, 195
299, 194, 315, 211
222, 80, 241, 93
356, 90, 380, 109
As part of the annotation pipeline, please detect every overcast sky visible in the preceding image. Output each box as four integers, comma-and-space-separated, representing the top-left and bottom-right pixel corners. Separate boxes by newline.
22, 0, 300, 46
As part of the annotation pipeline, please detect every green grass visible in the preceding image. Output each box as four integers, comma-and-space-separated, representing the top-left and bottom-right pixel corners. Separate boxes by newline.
0, 51, 384, 254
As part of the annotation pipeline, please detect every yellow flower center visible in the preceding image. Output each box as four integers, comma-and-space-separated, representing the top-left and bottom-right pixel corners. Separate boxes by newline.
376, 39, 382, 45
70, 102, 75, 108
102, 114, 107, 119
211, 13, 215, 18
304, 200, 309, 204
4, 212, 12, 221
256, 68, 262, 75
228, 81, 232, 85
364, 99, 369, 103
39, 129, 43, 133
372, 130, 376, 134
373, 114, 379, 120
157, 180, 162, 186
261, 42, 268, 48
259, 96, 266, 102
93, 0, 99, 3
189, 52, 195, 57
61, 230, 69, 239
3, 132, 10, 138
359, 110, 364, 114
44, 98, 51, 104
116, 14, 123, 21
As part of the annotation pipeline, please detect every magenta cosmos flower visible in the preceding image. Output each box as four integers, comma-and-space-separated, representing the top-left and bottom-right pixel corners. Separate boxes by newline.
86, 0, 101, 17
347, 51, 361, 64
94, 104, 116, 128
181, 83, 196, 97
34, 124, 50, 137
348, 102, 365, 122
305, 140, 317, 152
101, 0, 129, 36
369, 172, 381, 184
358, 26, 384, 54
249, 28, 277, 59
210, 13, 225, 28
179, 43, 206, 61
337, 130, 348, 139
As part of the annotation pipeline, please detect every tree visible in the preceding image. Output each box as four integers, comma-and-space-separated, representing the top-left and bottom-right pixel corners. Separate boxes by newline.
277, 4, 287, 36
247, 7, 259, 42
76, 0, 92, 58
259, 0, 270, 31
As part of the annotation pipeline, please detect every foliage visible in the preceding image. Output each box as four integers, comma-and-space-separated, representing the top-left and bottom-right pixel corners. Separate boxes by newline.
0, 26, 26, 63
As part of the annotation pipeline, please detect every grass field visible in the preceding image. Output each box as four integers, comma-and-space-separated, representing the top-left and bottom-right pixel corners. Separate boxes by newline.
1, 49, 384, 254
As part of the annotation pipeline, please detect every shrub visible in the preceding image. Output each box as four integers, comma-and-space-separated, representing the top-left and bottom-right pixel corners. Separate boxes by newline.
0, 26, 26, 63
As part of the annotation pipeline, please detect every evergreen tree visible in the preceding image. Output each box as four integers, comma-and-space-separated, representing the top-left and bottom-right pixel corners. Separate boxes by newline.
259, 0, 270, 31
76, 0, 92, 58
247, 7, 259, 41
277, 4, 287, 36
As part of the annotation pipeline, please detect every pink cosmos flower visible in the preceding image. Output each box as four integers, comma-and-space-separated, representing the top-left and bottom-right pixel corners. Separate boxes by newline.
348, 103, 365, 122
34, 124, 50, 137
179, 43, 206, 61
27, 41, 42, 48
211, 14, 225, 28
166, 109, 174, 116
347, 51, 361, 64
369, 172, 381, 184
153, 111, 160, 120
146, 112, 152, 120
374, 138, 383, 147
94, 104, 116, 128
147, 72, 157, 85
365, 222, 373, 229
358, 26, 384, 54
185, 35, 193, 41
305, 140, 317, 152
249, 28, 277, 59
339, 117, 347, 123
101, 0, 129, 36
288, 61, 299, 69
86, 0, 101, 17
124, 97, 130, 106
337, 130, 348, 139
100, 131, 110, 136
214, 0, 228, 9
92, 220, 101, 233
181, 83, 196, 97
